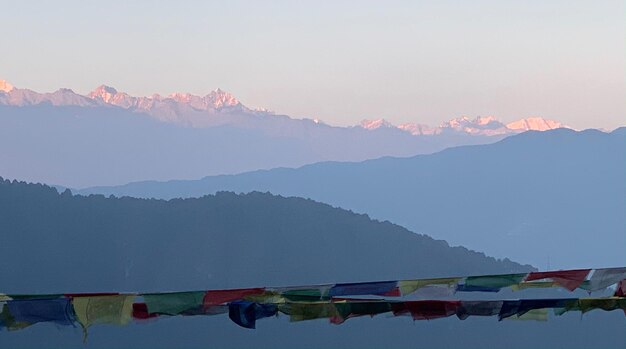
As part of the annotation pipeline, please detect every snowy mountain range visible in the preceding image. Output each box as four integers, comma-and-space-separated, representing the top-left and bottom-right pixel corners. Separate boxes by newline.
1, 79, 566, 135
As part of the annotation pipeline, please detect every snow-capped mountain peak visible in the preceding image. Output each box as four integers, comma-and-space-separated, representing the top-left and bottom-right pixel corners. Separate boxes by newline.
506, 117, 565, 131
359, 115, 566, 136
204, 88, 240, 108
360, 118, 395, 130
440, 116, 505, 129
475, 116, 498, 126
0, 79, 15, 92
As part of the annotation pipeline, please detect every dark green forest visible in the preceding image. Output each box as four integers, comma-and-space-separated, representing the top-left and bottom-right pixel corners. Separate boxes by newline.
0, 177, 529, 294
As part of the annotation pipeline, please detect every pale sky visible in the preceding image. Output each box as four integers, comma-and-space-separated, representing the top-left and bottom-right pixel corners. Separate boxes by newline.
1, 0, 624, 129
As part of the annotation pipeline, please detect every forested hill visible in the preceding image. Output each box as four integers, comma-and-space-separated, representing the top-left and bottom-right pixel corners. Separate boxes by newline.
0, 178, 530, 294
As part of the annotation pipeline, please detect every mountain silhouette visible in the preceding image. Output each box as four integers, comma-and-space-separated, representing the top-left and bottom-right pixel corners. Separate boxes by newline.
0, 178, 530, 294
80, 128, 626, 269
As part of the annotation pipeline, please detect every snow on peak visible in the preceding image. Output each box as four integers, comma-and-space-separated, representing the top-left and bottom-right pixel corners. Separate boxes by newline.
0, 79, 15, 92
381, 116, 569, 137
397, 123, 439, 135
441, 116, 504, 129
475, 116, 498, 126
360, 118, 395, 130
506, 117, 564, 131
437, 116, 508, 135
88, 85, 119, 103
205, 88, 240, 108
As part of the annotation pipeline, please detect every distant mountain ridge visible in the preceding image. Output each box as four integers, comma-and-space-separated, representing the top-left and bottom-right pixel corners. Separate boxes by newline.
1, 79, 565, 135
365, 116, 565, 136
79, 128, 626, 269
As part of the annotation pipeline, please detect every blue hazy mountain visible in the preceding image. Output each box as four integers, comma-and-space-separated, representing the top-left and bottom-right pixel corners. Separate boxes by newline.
1, 178, 624, 349
80, 128, 626, 269
0, 103, 507, 188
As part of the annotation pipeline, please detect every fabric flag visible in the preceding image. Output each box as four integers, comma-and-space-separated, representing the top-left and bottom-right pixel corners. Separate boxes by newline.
203, 288, 265, 306
392, 300, 460, 321
498, 299, 572, 320
242, 290, 285, 304
398, 278, 460, 297
0, 302, 5, 329
328, 281, 399, 297
331, 301, 392, 324
498, 300, 521, 320
0, 302, 4, 329
9, 294, 65, 300
1, 302, 30, 331
132, 303, 158, 320
278, 301, 338, 322
579, 268, 626, 292
510, 281, 558, 291
143, 291, 206, 315
181, 304, 229, 316
459, 274, 527, 292
228, 301, 277, 329
553, 299, 581, 316
517, 299, 573, 317
615, 280, 626, 297
455, 284, 500, 292
6, 298, 75, 326
456, 301, 503, 320
576, 298, 626, 313
279, 286, 332, 302
525, 269, 591, 291
505, 309, 549, 321
72, 295, 134, 329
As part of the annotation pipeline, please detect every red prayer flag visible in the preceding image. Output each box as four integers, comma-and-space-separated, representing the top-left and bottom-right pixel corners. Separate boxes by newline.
614, 279, 626, 297
202, 288, 265, 306
132, 303, 159, 319
525, 269, 591, 291
392, 300, 460, 320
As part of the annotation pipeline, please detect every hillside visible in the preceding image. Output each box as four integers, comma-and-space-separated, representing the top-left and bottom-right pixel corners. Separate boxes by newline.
0, 178, 529, 294
80, 128, 626, 269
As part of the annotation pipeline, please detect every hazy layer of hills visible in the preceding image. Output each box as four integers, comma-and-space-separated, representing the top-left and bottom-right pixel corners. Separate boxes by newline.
81, 128, 626, 269
1, 178, 623, 349
0, 178, 530, 294
0, 79, 566, 187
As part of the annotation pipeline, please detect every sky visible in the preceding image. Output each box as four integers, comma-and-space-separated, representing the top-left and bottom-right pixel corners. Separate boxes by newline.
1, 0, 624, 130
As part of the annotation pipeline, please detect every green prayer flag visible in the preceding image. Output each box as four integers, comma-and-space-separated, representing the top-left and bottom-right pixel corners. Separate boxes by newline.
464, 274, 526, 289
281, 287, 331, 302
333, 301, 391, 323
278, 301, 338, 322
143, 291, 206, 315
398, 277, 460, 296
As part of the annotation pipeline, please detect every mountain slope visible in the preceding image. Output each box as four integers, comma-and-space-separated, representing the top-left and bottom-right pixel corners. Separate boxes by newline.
0, 178, 530, 294
80, 128, 626, 269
